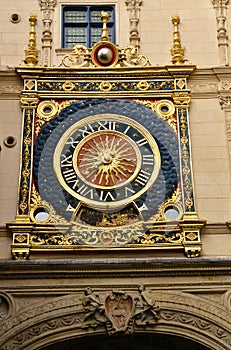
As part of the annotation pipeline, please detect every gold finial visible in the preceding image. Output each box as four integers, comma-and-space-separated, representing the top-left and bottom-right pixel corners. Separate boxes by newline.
101, 11, 109, 41
24, 13, 39, 66
170, 14, 186, 64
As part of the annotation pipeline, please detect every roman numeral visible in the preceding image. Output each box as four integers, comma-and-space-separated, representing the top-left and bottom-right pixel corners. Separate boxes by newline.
136, 138, 148, 147
125, 187, 135, 197
142, 154, 154, 165
65, 137, 80, 149
97, 121, 116, 131
99, 191, 116, 201
137, 202, 148, 212
135, 169, 151, 186
77, 184, 94, 199
61, 154, 73, 167
78, 123, 95, 137
62, 169, 79, 189
123, 125, 130, 134
66, 204, 75, 212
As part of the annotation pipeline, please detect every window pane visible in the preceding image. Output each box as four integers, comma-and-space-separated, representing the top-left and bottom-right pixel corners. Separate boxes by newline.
91, 27, 113, 45
65, 27, 87, 47
65, 10, 86, 23
62, 5, 115, 48
91, 27, 102, 45
108, 27, 113, 41
90, 11, 102, 23
90, 10, 113, 22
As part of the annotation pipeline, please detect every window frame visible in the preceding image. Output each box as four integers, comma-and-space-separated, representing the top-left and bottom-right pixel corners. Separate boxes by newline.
62, 4, 116, 49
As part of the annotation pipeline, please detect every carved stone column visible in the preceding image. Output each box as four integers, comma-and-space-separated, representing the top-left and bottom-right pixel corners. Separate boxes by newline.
39, 0, 57, 67
212, 0, 229, 66
125, 0, 142, 48
214, 67, 231, 173
219, 94, 231, 166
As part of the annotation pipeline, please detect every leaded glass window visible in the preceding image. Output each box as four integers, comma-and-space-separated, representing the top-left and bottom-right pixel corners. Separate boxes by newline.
62, 5, 116, 48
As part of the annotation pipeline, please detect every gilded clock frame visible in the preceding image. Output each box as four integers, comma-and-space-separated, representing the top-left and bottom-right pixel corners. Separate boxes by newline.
7, 61, 206, 260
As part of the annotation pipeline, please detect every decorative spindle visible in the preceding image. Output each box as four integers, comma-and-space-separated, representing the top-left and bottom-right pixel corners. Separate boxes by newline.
24, 13, 39, 66
170, 14, 186, 64
101, 11, 109, 41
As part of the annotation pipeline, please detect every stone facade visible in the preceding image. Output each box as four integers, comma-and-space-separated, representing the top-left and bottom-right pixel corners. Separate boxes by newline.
0, 1, 231, 349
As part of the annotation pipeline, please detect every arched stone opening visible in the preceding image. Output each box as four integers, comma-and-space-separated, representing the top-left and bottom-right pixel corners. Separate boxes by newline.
1, 289, 230, 350
40, 333, 212, 350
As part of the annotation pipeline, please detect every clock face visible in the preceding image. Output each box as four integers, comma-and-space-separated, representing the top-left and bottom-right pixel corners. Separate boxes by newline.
53, 114, 161, 211
33, 99, 179, 226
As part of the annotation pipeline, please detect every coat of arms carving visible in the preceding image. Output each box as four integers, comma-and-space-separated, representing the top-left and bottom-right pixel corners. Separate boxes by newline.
81, 286, 160, 335
105, 292, 134, 332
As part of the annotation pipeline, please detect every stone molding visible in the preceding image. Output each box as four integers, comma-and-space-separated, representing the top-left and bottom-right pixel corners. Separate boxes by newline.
0, 288, 230, 349
0, 71, 22, 98
1, 255, 231, 280
189, 68, 219, 98
212, 0, 229, 66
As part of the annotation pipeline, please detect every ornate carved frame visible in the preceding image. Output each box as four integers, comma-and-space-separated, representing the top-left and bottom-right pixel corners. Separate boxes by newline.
6, 62, 205, 260
0, 284, 231, 350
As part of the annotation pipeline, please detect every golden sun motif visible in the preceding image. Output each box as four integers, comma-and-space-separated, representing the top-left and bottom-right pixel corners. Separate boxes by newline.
74, 131, 141, 189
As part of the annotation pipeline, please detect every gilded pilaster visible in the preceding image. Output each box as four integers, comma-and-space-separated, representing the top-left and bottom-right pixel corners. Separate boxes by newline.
212, 0, 229, 66
17, 94, 39, 220
173, 92, 205, 257
173, 93, 195, 213
39, 0, 57, 67
9, 94, 39, 260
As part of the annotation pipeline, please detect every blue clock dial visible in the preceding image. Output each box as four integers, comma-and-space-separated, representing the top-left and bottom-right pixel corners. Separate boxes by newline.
33, 99, 179, 226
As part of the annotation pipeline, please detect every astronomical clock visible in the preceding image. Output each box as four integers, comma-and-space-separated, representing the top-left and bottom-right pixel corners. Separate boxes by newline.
8, 12, 205, 259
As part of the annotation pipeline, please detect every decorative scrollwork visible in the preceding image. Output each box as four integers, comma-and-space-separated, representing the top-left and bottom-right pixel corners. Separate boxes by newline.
120, 46, 151, 67
178, 108, 194, 211
30, 185, 68, 224
133, 230, 183, 245
59, 45, 91, 68
135, 99, 177, 132
37, 80, 175, 93
35, 100, 59, 135
18, 109, 34, 215
59, 43, 151, 68
156, 188, 183, 221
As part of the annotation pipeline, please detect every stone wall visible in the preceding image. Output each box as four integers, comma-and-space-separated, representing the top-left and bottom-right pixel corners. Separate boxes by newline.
0, 1, 231, 252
